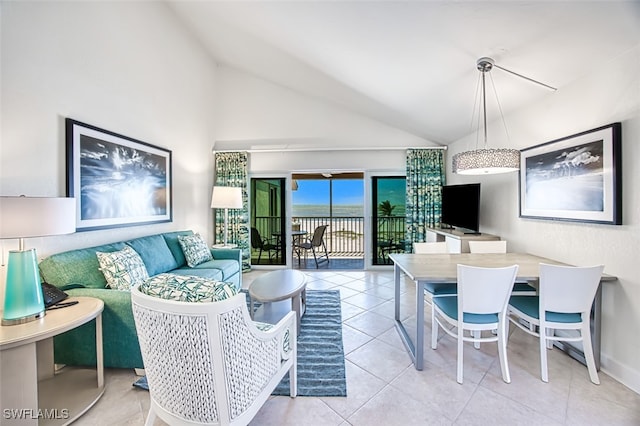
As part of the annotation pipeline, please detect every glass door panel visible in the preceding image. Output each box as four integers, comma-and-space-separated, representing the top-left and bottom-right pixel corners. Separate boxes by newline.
250, 178, 286, 265
372, 177, 406, 265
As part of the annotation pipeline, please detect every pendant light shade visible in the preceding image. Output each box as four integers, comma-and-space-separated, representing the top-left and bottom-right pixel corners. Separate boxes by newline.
452, 148, 520, 175
453, 57, 525, 175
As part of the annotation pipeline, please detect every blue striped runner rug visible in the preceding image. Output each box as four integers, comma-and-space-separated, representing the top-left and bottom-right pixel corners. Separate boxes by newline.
272, 289, 346, 397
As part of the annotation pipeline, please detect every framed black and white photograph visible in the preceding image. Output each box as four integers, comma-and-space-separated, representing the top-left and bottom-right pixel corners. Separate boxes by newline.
66, 118, 172, 231
519, 123, 621, 225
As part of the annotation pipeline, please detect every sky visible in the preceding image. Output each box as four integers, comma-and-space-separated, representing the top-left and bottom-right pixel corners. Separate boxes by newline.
293, 179, 363, 205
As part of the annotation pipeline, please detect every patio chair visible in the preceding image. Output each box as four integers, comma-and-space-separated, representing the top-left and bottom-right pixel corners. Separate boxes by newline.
251, 227, 279, 264
131, 283, 297, 425
294, 225, 329, 268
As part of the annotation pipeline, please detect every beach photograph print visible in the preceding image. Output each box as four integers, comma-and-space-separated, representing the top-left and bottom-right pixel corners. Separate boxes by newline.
519, 123, 621, 224
66, 119, 172, 231
525, 140, 604, 212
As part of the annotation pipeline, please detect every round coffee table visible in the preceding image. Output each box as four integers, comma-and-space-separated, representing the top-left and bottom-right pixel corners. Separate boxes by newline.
249, 269, 307, 335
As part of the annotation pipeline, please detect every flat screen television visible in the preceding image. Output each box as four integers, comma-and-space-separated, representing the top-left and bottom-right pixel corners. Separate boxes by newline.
440, 183, 481, 234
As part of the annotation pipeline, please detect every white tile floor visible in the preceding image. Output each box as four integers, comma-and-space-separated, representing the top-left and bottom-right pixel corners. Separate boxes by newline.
75, 270, 640, 425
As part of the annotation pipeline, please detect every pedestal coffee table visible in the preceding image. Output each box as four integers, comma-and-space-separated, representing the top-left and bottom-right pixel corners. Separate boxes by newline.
249, 269, 307, 335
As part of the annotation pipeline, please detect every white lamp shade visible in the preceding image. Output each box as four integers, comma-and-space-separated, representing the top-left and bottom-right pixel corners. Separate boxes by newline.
0, 197, 76, 239
211, 186, 242, 209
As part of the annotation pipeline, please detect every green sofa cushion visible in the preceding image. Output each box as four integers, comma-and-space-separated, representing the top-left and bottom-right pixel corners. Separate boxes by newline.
188, 259, 239, 281
96, 246, 149, 291
162, 230, 193, 268
126, 234, 178, 276
177, 233, 213, 267
40, 242, 126, 289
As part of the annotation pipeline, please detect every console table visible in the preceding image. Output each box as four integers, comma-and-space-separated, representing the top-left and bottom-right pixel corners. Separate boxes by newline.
426, 226, 500, 253
0, 297, 104, 425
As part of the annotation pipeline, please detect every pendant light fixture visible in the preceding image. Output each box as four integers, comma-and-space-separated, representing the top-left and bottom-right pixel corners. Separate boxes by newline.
452, 57, 556, 175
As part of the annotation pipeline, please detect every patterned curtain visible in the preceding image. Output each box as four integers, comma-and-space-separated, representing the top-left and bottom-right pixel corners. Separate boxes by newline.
405, 149, 446, 249
214, 151, 251, 271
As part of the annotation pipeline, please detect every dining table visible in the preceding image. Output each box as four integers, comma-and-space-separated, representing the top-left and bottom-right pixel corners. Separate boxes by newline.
389, 252, 617, 371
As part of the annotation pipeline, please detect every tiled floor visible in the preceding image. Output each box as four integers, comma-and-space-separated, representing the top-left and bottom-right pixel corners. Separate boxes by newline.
75, 269, 640, 425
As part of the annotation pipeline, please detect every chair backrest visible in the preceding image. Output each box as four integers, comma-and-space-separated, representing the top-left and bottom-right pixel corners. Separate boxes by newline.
457, 264, 518, 315
468, 240, 507, 253
539, 263, 604, 314
250, 227, 264, 250
310, 225, 327, 247
413, 241, 448, 254
131, 286, 292, 425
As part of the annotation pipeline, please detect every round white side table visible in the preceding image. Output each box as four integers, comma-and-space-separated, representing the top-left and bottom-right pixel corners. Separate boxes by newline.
0, 297, 104, 425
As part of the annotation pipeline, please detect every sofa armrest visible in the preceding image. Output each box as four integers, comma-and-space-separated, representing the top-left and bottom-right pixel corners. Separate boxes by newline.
210, 248, 241, 262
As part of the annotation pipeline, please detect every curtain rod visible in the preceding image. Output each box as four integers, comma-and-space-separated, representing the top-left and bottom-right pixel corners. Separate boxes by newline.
212, 146, 447, 153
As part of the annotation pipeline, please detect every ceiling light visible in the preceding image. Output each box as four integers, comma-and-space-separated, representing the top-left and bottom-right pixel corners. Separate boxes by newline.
452, 57, 555, 175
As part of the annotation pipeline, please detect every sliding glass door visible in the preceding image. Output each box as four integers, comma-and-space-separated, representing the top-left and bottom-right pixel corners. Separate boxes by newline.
250, 178, 286, 265
372, 176, 406, 265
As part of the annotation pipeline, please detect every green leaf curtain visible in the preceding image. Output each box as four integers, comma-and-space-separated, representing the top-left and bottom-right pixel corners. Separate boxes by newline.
405, 149, 445, 249
214, 151, 251, 271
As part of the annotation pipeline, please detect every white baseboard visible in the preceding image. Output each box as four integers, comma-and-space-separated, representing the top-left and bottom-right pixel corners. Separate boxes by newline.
601, 354, 640, 395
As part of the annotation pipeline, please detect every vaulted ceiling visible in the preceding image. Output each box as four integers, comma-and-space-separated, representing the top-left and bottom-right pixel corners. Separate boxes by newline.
167, 1, 640, 145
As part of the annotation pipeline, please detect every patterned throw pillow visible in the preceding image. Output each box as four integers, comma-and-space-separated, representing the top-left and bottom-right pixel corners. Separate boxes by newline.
140, 273, 237, 302
96, 246, 149, 291
177, 233, 213, 267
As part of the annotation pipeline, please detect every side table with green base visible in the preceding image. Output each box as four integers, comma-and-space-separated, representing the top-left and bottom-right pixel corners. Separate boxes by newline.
0, 297, 104, 425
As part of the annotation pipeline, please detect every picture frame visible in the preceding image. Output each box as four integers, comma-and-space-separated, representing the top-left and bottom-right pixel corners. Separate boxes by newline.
66, 118, 172, 231
519, 122, 621, 225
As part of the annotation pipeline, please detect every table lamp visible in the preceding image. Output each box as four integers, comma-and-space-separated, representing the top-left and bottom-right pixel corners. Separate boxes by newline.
211, 186, 242, 247
0, 196, 76, 325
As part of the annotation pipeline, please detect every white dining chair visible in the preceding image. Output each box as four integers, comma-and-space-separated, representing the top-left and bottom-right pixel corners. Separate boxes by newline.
413, 242, 456, 298
468, 240, 537, 296
508, 263, 604, 384
431, 264, 518, 384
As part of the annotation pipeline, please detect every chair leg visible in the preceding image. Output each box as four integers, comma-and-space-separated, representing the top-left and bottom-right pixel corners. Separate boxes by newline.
473, 330, 481, 349
497, 318, 511, 383
540, 325, 549, 382
431, 309, 439, 349
257, 248, 263, 264
144, 409, 157, 426
581, 318, 600, 384
457, 326, 464, 384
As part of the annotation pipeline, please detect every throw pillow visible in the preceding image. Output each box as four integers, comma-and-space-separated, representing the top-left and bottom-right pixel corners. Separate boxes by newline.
177, 233, 213, 267
96, 246, 149, 291
140, 273, 237, 302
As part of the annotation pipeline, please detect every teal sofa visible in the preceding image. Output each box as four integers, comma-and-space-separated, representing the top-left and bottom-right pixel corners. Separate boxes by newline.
38, 230, 242, 369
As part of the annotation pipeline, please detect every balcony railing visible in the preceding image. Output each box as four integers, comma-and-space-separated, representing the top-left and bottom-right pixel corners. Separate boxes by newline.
253, 215, 406, 258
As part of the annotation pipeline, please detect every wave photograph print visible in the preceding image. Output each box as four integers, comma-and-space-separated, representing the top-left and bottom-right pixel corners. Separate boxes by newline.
66, 119, 172, 231
519, 123, 621, 225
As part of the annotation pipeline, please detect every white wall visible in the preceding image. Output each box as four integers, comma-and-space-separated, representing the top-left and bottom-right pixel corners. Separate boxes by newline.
0, 2, 218, 301
447, 46, 640, 392
215, 66, 437, 173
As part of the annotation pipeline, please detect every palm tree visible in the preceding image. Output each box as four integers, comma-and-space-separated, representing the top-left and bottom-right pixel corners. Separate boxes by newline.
378, 200, 396, 217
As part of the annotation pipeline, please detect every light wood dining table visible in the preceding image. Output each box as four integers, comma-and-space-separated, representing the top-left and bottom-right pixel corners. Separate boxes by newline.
389, 252, 617, 371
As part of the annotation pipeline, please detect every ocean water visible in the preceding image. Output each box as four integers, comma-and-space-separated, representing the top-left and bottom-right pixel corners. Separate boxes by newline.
292, 204, 406, 217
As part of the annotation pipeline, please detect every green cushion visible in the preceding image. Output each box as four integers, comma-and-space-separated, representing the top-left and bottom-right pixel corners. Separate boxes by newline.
433, 296, 499, 324
139, 273, 237, 303
424, 282, 457, 296
509, 296, 582, 323
126, 234, 178, 276
96, 246, 149, 291
188, 259, 238, 280
39, 242, 126, 289
177, 233, 212, 267
162, 230, 193, 267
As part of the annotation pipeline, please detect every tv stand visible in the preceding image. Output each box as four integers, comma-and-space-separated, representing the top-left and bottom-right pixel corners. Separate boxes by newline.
426, 227, 499, 253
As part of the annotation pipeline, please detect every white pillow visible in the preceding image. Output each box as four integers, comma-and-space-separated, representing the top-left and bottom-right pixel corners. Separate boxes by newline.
177, 233, 213, 267
96, 246, 149, 291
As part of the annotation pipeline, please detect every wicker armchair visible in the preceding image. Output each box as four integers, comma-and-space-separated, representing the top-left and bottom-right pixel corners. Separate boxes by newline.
131, 285, 297, 426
